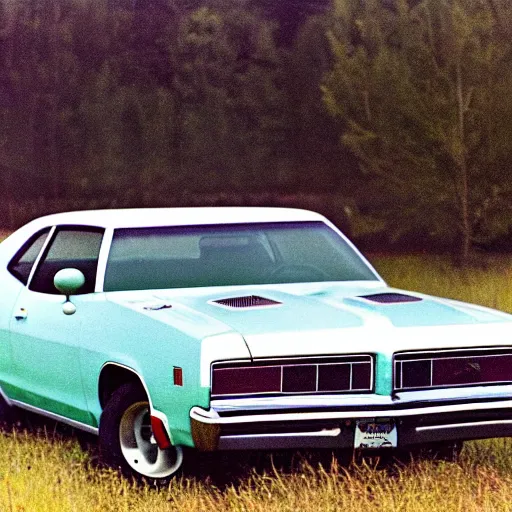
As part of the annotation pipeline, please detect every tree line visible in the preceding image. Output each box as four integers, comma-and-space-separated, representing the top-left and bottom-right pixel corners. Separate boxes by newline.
1, 0, 511, 259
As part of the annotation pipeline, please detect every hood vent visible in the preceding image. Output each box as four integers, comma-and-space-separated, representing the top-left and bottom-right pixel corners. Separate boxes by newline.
213, 295, 282, 309
359, 293, 422, 304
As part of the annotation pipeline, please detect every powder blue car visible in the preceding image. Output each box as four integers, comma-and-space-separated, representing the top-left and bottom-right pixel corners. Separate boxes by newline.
1, 207, 512, 483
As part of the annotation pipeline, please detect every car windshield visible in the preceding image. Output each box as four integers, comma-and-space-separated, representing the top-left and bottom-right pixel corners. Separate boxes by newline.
103, 221, 378, 291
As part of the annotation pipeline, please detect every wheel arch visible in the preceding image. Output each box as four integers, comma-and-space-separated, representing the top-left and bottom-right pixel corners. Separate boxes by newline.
98, 362, 152, 410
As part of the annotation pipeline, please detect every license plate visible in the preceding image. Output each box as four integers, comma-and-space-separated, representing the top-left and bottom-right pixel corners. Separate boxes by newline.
354, 420, 397, 449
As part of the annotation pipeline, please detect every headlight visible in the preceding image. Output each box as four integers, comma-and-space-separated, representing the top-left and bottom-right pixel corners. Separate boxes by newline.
211, 355, 374, 397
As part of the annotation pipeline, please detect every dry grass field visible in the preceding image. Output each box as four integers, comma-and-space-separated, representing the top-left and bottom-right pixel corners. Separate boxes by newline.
1, 431, 512, 512
373, 253, 512, 313
1, 242, 512, 510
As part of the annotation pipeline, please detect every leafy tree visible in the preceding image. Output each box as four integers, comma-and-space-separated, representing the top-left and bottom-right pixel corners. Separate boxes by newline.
282, 13, 349, 191
0, 0, 86, 200
323, 0, 512, 261
172, 2, 289, 191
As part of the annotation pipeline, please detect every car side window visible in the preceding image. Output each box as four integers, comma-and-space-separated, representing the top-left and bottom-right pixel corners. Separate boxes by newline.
29, 227, 104, 295
7, 228, 52, 285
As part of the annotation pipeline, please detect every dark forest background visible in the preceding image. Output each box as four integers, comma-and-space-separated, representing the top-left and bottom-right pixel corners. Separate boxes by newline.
1, 0, 512, 260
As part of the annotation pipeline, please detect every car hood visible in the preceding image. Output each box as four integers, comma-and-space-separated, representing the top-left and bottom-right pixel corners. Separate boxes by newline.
107, 282, 512, 358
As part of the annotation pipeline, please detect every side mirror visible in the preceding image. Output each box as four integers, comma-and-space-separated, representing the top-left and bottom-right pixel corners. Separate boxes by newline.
54, 268, 85, 315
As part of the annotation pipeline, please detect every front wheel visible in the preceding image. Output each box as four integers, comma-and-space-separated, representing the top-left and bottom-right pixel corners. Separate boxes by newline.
99, 383, 183, 484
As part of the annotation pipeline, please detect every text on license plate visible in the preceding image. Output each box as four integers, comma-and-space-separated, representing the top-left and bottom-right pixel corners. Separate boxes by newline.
354, 420, 397, 449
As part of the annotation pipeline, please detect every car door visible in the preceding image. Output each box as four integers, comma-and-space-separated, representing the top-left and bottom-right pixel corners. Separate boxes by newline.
8, 226, 104, 425
0, 228, 52, 392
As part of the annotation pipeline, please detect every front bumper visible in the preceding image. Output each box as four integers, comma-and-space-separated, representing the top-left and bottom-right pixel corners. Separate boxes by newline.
190, 386, 512, 451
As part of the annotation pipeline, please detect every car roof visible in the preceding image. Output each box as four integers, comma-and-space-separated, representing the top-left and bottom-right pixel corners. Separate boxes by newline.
25, 207, 327, 230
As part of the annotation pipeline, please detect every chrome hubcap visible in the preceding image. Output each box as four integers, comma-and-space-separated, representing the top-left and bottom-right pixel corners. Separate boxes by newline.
119, 401, 183, 478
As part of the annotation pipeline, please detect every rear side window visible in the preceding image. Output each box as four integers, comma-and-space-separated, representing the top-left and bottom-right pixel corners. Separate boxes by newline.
30, 227, 104, 295
7, 228, 51, 285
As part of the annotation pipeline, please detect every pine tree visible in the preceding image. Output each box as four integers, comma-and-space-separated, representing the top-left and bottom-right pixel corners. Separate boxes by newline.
323, 0, 512, 261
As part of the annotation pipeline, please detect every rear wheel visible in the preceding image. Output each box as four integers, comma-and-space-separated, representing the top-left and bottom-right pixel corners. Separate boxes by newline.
99, 383, 183, 484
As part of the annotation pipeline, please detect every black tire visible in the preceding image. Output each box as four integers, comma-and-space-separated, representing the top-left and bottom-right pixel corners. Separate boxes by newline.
98, 382, 183, 484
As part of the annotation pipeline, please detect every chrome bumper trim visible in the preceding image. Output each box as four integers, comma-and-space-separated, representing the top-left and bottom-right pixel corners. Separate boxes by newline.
11, 399, 99, 436
191, 398, 512, 426
210, 384, 512, 413
223, 428, 341, 440
217, 428, 343, 450
416, 419, 512, 432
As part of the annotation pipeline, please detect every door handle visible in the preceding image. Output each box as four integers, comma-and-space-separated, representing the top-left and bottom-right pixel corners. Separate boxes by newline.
14, 308, 27, 320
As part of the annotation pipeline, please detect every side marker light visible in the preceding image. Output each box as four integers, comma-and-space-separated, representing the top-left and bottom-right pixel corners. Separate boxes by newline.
173, 366, 183, 386
150, 416, 171, 450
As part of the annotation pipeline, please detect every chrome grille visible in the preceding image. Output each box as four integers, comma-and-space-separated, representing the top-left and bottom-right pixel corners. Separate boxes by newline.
394, 348, 512, 391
